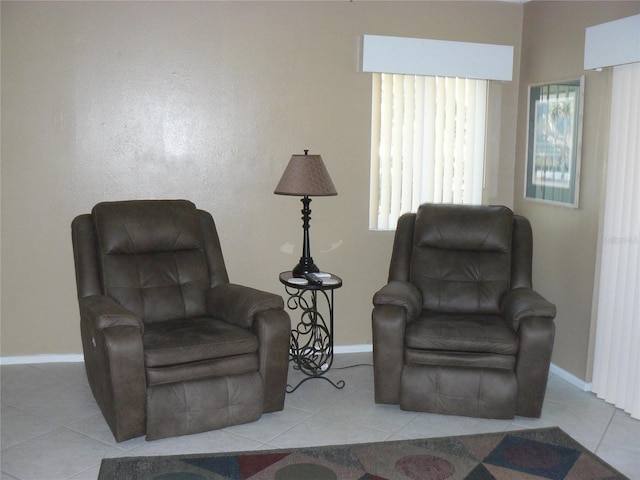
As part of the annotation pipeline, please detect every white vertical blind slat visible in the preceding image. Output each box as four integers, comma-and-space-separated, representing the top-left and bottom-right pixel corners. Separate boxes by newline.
390, 75, 405, 225
463, 80, 476, 204
472, 81, 488, 203
453, 77, 466, 203
434, 76, 446, 203
369, 74, 382, 229
423, 77, 437, 202
442, 77, 456, 203
401, 76, 415, 217
378, 74, 393, 229
412, 77, 426, 210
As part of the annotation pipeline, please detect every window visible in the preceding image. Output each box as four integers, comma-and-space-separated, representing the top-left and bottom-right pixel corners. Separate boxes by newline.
369, 73, 488, 230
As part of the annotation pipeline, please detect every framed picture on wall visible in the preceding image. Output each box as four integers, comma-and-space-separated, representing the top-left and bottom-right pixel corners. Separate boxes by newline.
525, 77, 585, 207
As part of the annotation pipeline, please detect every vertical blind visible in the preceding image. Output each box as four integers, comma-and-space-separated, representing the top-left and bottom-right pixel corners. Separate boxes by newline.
369, 73, 487, 230
592, 62, 640, 419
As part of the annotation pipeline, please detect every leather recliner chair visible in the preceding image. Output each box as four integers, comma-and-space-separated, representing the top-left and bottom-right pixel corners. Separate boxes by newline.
372, 203, 556, 419
71, 200, 290, 441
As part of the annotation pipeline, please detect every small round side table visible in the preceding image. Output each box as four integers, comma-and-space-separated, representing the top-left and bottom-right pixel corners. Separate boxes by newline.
279, 271, 344, 393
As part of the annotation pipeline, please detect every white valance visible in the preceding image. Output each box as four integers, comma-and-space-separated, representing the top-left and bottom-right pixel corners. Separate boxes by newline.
584, 14, 640, 70
361, 34, 513, 81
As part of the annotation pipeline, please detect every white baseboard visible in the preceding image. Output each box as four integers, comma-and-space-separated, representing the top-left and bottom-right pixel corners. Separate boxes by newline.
0, 354, 84, 365
550, 362, 593, 392
334, 344, 373, 354
2, 347, 374, 365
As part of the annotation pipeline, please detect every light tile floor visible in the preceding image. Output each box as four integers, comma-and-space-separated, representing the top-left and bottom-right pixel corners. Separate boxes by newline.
1, 353, 639, 479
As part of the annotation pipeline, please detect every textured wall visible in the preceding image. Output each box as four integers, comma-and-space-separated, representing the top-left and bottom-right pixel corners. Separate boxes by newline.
1, 1, 523, 356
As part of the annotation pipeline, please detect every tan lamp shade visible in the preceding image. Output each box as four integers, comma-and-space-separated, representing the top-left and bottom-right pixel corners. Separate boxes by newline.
274, 151, 337, 197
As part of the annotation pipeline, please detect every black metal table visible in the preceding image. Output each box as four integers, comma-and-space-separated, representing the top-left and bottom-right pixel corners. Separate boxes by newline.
279, 271, 344, 393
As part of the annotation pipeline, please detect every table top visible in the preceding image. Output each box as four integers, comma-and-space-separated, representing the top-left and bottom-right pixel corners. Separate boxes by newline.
279, 271, 342, 290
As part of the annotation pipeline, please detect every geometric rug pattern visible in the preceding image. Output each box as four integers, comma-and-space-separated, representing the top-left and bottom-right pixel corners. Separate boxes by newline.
98, 427, 629, 480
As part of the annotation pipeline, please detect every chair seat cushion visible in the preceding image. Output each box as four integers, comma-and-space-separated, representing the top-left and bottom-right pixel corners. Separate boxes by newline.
406, 312, 519, 355
145, 354, 260, 386
405, 349, 516, 370
143, 317, 259, 368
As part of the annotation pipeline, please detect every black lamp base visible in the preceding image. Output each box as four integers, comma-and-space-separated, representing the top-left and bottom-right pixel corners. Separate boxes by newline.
292, 258, 320, 277
291, 195, 321, 277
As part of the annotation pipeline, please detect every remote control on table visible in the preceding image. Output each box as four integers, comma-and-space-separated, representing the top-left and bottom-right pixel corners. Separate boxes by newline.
302, 272, 323, 285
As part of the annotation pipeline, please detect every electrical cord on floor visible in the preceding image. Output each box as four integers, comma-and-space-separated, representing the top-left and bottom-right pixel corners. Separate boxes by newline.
292, 363, 372, 371
331, 363, 373, 370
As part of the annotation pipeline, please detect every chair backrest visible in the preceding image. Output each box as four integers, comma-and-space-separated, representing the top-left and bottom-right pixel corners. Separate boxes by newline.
409, 204, 514, 314
88, 200, 220, 324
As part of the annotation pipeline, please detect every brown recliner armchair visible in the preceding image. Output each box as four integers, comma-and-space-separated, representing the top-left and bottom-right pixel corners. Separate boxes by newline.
372, 204, 556, 419
71, 200, 290, 441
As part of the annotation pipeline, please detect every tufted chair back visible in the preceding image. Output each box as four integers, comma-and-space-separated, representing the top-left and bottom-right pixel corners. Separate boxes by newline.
409, 204, 513, 314
92, 200, 226, 324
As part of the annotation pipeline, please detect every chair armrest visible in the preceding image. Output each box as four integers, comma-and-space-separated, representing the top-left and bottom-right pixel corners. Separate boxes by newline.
501, 287, 556, 331
80, 295, 144, 331
206, 283, 285, 329
502, 288, 556, 417
372, 281, 421, 405
372, 304, 408, 405
515, 316, 555, 417
78, 295, 146, 441
373, 281, 422, 322
252, 309, 290, 413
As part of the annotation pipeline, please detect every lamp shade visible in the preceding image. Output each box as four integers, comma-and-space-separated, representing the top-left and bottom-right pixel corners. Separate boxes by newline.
274, 152, 337, 196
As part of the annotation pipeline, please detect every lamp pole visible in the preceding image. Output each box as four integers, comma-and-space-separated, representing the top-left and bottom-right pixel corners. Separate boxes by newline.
293, 195, 319, 276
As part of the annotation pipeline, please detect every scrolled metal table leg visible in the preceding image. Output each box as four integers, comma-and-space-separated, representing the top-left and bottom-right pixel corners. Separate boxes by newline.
285, 286, 345, 392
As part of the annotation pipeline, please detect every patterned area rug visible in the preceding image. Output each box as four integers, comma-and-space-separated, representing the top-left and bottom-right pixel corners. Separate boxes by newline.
99, 427, 628, 479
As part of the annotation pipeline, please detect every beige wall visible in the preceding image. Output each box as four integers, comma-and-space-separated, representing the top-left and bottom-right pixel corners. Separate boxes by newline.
514, 2, 640, 381
1, 1, 523, 358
